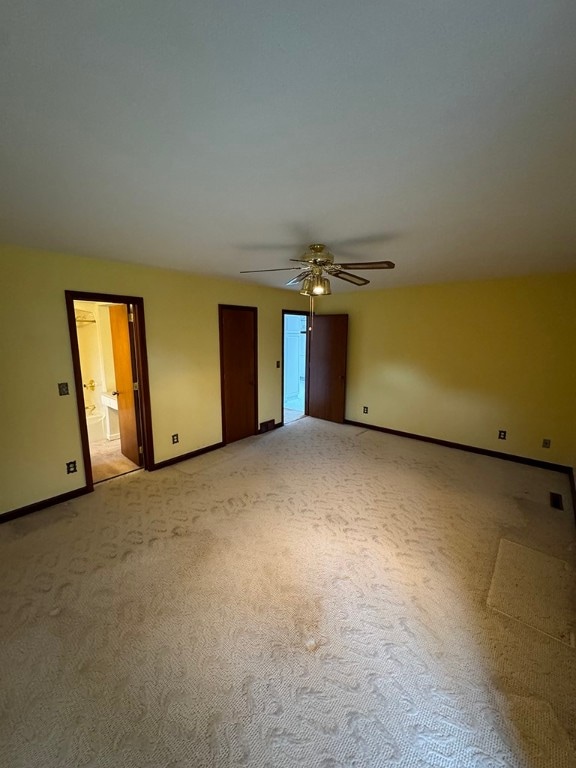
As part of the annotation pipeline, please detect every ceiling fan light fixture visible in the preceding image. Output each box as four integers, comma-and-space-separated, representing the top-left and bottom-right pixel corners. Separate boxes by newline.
299, 276, 314, 296
243, 242, 394, 293
300, 274, 331, 296
313, 276, 331, 295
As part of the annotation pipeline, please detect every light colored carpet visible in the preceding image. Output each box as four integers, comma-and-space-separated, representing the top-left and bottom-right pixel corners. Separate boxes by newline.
1, 417, 575, 767
488, 538, 576, 647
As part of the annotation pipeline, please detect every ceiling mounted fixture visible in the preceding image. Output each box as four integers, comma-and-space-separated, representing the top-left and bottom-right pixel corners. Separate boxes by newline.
299, 268, 331, 296
240, 243, 395, 292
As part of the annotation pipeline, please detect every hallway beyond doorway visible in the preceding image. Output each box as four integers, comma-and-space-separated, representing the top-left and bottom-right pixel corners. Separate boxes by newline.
283, 311, 307, 424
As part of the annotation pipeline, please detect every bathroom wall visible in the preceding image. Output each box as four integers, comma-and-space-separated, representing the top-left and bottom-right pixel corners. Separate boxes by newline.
97, 305, 116, 394
75, 300, 120, 443
75, 300, 104, 441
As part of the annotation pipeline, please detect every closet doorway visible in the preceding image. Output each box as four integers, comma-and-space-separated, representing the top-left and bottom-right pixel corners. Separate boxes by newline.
282, 310, 348, 425
66, 291, 153, 486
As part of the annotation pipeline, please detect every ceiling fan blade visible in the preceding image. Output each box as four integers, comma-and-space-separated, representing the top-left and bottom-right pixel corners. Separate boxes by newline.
336, 260, 395, 270
285, 271, 309, 286
239, 267, 302, 273
331, 270, 370, 286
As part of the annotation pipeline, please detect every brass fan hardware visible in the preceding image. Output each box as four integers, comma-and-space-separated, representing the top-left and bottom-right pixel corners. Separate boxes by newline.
240, 243, 395, 294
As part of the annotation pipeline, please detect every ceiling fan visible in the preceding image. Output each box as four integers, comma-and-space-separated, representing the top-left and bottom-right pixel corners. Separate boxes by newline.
240, 243, 395, 295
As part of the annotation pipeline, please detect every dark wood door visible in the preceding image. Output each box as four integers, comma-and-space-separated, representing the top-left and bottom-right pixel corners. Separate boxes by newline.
219, 305, 258, 443
308, 314, 348, 423
109, 304, 141, 465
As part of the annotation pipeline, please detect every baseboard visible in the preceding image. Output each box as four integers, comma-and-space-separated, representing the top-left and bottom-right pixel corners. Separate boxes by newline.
344, 419, 574, 475
346, 418, 576, 522
259, 420, 284, 433
0, 485, 92, 525
152, 441, 224, 470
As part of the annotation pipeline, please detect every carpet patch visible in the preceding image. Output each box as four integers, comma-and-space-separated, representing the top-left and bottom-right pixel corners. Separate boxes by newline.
488, 538, 576, 647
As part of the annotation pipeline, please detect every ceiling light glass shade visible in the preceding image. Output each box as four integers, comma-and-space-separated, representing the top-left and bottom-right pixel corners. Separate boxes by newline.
313, 276, 331, 295
300, 274, 331, 296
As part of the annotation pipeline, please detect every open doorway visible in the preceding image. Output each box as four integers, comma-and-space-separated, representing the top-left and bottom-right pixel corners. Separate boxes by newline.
282, 311, 308, 424
66, 291, 153, 486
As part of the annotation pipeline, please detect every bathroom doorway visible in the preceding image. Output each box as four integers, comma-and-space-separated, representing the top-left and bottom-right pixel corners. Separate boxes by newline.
66, 291, 153, 486
282, 311, 308, 424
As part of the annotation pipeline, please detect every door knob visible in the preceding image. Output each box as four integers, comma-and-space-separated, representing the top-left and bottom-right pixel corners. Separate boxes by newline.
112, 391, 119, 396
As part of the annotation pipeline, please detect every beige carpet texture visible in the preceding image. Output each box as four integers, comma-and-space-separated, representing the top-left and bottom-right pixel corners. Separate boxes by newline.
0, 418, 575, 767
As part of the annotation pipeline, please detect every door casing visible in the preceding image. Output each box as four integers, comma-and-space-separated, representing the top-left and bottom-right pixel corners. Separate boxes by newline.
65, 290, 154, 489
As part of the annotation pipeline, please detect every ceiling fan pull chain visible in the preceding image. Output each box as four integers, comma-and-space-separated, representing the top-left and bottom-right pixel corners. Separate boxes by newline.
309, 294, 315, 333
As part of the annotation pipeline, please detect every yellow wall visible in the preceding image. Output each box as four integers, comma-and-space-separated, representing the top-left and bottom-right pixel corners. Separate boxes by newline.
0, 245, 307, 514
1, 244, 574, 516
325, 273, 576, 469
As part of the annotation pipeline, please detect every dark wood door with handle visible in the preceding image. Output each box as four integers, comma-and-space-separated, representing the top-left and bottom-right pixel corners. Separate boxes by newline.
219, 305, 258, 444
109, 304, 142, 465
308, 314, 348, 423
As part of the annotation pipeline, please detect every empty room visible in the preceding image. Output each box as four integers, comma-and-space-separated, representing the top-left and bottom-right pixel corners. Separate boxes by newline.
1, 3, 575, 767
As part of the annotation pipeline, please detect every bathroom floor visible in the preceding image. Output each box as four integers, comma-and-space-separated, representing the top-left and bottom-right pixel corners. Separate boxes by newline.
283, 393, 305, 424
284, 408, 305, 424
89, 438, 141, 483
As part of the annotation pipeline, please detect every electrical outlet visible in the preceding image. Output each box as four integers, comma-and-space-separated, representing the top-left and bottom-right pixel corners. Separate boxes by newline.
542, 438, 551, 449
363, 406, 368, 414
58, 382, 69, 396
172, 433, 179, 444
498, 430, 507, 440
66, 460, 77, 474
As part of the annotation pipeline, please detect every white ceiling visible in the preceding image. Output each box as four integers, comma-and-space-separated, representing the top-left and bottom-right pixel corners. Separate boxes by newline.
1, 1, 575, 291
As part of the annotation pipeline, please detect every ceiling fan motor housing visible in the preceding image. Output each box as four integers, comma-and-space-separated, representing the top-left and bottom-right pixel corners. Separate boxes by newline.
302, 244, 334, 266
